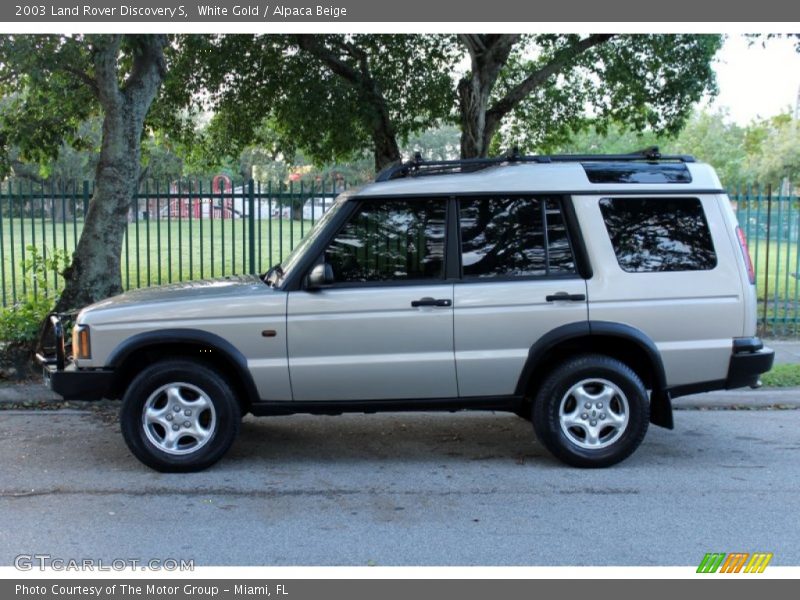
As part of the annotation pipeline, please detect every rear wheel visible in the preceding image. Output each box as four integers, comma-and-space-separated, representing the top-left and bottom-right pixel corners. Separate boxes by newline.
120, 359, 241, 472
532, 354, 649, 468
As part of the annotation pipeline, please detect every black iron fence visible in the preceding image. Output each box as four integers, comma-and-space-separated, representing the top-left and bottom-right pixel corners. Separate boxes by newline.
0, 179, 798, 336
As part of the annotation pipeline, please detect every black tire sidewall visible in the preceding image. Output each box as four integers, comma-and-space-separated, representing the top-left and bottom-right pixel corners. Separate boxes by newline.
120, 360, 241, 472
532, 355, 649, 468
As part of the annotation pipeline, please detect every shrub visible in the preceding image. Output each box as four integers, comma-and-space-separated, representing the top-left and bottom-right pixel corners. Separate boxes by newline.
0, 246, 68, 379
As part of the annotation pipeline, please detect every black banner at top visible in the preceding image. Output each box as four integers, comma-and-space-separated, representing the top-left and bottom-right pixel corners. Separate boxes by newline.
1, 0, 800, 22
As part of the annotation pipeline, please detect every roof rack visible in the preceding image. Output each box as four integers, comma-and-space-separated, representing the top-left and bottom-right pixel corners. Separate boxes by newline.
374, 146, 696, 182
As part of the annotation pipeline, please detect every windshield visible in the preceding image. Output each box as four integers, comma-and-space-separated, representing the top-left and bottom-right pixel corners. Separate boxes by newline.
267, 198, 346, 286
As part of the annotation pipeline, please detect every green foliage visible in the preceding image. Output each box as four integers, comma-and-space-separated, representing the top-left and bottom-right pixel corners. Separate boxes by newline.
0, 36, 97, 177
171, 34, 460, 169
0, 245, 67, 345
761, 364, 800, 388
547, 108, 800, 189
496, 34, 723, 153
744, 116, 800, 185
402, 125, 461, 161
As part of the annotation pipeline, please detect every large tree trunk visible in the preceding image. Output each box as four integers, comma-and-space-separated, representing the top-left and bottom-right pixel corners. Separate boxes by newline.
457, 34, 613, 159
294, 35, 401, 173
55, 35, 167, 312
457, 35, 519, 159
368, 93, 401, 172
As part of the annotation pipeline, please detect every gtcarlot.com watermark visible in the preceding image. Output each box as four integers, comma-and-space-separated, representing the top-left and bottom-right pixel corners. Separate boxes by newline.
14, 554, 194, 572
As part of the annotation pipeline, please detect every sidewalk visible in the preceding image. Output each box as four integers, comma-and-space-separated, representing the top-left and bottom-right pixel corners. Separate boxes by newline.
770, 340, 800, 365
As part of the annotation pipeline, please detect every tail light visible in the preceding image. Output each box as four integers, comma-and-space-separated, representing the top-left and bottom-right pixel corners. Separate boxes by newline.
735, 226, 755, 285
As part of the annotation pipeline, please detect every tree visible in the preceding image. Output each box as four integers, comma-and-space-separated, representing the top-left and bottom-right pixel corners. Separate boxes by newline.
0, 33, 726, 313
456, 34, 614, 157
195, 34, 721, 168
547, 109, 749, 187
180, 34, 458, 172
401, 125, 461, 161
0, 35, 168, 312
744, 113, 800, 186
461, 34, 723, 158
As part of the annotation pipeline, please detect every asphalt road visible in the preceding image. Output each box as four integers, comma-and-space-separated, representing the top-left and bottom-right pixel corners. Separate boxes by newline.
0, 407, 798, 566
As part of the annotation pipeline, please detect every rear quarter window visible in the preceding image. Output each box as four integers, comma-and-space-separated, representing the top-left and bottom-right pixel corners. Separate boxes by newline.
599, 197, 717, 272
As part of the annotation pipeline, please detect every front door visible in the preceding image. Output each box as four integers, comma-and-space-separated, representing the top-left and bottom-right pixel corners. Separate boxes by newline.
287, 197, 457, 401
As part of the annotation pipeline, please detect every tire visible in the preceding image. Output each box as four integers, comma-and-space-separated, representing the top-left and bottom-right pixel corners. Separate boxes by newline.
531, 354, 649, 468
120, 359, 241, 472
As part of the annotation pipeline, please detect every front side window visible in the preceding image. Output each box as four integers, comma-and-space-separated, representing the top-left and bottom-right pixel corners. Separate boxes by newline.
599, 197, 717, 272
459, 196, 576, 278
325, 199, 447, 283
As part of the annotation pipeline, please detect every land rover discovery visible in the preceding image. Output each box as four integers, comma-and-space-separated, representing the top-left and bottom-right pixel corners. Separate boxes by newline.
38, 150, 775, 471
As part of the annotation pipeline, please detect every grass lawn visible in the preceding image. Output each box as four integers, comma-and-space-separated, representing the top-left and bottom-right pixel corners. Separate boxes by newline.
0, 217, 312, 304
1, 213, 800, 337
761, 363, 800, 388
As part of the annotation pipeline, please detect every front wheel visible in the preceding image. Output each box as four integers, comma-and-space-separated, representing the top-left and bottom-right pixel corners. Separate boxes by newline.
531, 355, 649, 468
120, 359, 241, 472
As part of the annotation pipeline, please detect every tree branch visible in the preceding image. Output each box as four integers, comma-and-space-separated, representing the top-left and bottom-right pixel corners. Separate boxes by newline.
122, 35, 168, 96
63, 65, 98, 96
487, 34, 614, 123
10, 159, 46, 184
294, 35, 363, 86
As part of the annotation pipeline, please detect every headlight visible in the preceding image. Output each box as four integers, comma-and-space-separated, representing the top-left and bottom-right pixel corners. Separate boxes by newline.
72, 324, 92, 360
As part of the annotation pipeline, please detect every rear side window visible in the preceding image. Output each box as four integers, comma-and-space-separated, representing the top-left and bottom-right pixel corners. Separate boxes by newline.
599, 197, 717, 272
459, 197, 576, 278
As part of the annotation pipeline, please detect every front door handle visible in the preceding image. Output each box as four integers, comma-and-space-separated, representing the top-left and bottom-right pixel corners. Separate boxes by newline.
545, 292, 586, 302
411, 297, 452, 308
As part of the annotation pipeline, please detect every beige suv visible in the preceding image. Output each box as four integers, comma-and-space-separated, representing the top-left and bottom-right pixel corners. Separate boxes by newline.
38, 149, 774, 472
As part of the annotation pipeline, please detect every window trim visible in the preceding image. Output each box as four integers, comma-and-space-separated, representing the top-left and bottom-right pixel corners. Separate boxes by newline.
455, 194, 583, 283
599, 195, 718, 274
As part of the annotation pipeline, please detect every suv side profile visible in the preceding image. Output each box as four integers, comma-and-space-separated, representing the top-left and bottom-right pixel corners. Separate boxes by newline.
38, 150, 774, 471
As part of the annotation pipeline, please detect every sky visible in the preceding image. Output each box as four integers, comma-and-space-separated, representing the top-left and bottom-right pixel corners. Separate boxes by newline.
708, 34, 800, 124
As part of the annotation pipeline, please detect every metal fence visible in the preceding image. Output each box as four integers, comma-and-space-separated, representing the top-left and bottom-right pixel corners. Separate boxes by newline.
0, 178, 349, 305
0, 179, 798, 336
731, 184, 800, 337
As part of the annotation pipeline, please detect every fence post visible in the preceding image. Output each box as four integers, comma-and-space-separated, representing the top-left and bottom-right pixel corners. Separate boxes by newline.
248, 179, 256, 275
82, 180, 90, 217
763, 184, 772, 331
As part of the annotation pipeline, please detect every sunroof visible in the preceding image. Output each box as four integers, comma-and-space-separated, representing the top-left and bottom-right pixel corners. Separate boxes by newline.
582, 162, 692, 184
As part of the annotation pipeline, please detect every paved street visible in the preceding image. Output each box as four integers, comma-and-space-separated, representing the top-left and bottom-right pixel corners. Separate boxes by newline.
0, 405, 798, 566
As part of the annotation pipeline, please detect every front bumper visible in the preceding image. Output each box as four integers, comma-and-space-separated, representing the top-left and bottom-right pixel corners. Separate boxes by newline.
36, 313, 114, 401
40, 360, 115, 400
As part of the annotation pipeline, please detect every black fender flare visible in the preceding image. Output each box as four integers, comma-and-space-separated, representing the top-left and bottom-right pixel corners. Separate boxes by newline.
106, 328, 261, 406
515, 321, 672, 429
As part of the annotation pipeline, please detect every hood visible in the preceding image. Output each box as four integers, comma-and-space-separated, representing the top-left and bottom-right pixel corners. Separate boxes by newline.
78, 275, 283, 325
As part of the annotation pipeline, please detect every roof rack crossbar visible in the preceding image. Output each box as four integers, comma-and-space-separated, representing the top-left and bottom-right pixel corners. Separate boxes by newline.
374, 147, 695, 182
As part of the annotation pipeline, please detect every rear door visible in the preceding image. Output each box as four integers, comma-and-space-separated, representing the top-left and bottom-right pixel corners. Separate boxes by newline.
453, 196, 589, 397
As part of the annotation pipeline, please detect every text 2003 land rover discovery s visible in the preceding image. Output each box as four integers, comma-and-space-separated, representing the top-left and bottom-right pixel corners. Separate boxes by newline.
39, 150, 774, 471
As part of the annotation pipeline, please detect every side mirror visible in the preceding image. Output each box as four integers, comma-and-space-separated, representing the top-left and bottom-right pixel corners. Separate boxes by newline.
306, 263, 334, 290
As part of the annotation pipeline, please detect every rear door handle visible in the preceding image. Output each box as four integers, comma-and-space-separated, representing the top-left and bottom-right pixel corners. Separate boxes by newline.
411, 297, 452, 308
545, 292, 586, 302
